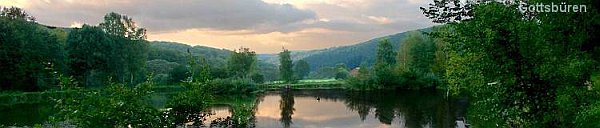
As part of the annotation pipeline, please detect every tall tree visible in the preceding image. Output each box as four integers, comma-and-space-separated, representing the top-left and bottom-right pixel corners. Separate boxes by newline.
0, 9, 63, 91
424, 0, 600, 127
279, 48, 294, 83
227, 47, 256, 78
374, 39, 396, 87
99, 12, 146, 40
294, 59, 310, 79
335, 63, 349, 80
0, 6, 35, 22
419, 0, 477, 23
66, 25, 115, 87
397, 31, 436, 73
98, 12, 148, 84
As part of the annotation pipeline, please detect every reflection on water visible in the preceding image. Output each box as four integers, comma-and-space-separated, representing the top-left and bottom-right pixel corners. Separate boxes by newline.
254, 90, 461, 128
0, 89, 464, 127
279, 90, 295, 127
0, 103, 55, 126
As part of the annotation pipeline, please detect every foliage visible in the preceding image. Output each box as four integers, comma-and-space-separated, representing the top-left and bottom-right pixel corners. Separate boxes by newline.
169, 64, 189, 83
166, 81, 214, 126
395, 31, 441, 89
227, 47, 257, 78
146, 59, 179, 84
250, 72, 265, 84
308, 66, 337, 79
204, 78, 258, 94
98, 12, 146, 40
423, 0, 600, 127
288, 31, 417, 72
575, 102, 600, 128
334, 63, 350, 80
0, 12, 64, 91
419, 0, 476, 23
0, 6, 36, 21
374, 38, 398, 88
54, 80, 168, 127
347, 62, 377, 90
66, 25, 115, 87
294, 59, 310, 79
67, 12, 149, 87
279, 48, 295, 83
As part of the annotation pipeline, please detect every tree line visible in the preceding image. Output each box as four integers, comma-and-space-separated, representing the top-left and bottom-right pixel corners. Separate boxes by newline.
345, 0, 600, 126
419, 0, 599, 127
0, 7, 290, 92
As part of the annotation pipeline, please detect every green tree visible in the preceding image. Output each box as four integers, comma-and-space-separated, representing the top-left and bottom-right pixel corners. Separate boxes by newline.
0, 9, 63, 91
0, 6, 35, 21
169, 64, 188, 83
374, 39, 397, 87
66, 25, 115, 87
335, 63, 349, 80
56, 80, 167, 127
250, 72, 265, 84
98, 12, 148, 85
227, 47, 256, 78
99, 12, 146, 40
423, 1, 600, 127
279, 48, 294, 83
294, 59, 310, 79
395, 31, 440, 89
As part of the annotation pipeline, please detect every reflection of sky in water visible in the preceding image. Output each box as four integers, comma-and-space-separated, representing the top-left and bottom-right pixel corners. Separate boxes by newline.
203, 105, 232, 124
254, 94, 427, 128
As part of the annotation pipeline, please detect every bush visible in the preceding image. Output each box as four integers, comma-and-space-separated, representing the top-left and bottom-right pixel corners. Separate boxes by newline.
575, 101, 600, 128
205, 78, 257, 94
166, 82, 214, 126
347, 76, 376, 90
54, 81, 167, 127
397, 70, 440, 90
250, 73, 264, 84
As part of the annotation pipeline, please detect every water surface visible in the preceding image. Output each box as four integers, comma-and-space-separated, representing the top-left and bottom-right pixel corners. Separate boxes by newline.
251, 90, 463, 128
0, 89, 465, 127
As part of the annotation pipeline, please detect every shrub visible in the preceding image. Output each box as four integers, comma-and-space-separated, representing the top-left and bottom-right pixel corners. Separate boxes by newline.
575, 102, 600, 128
205, 78, 257, 94
347, 76, 376, 90
166, 82, 214, 126
54, 81, 167, 127
250, 73, 264, 84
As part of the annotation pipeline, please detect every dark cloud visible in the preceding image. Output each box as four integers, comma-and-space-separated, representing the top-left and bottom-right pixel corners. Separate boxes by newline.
19, 0, 317, 33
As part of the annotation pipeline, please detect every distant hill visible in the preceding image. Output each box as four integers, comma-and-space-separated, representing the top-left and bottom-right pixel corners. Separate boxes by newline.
149, 41, 280, 81
148, 41, 231, 66
260, 27, 433, 71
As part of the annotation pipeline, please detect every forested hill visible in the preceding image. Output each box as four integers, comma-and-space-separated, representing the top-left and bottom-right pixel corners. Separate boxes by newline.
148, 41, 280, 81
148, 41, 231, 66
260, 27, 433, 71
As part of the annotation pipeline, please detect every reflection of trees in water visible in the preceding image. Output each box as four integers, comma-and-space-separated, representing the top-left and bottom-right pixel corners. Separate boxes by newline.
169, 109, 212, 127
342, 90, 457, 128
279, 90, 295, 128
264, 90, 460, 127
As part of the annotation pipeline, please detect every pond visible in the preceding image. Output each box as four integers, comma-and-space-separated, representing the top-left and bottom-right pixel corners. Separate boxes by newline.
0, 89, 467, 127
252, 90, 466, 128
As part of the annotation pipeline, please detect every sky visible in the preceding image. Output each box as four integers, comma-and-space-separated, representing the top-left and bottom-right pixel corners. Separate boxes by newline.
0, 0, 434, 53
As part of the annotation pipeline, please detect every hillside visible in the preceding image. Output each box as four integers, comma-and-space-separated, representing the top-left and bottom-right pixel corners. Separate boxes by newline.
260, 27, 433, 71
148, 41, 231, 66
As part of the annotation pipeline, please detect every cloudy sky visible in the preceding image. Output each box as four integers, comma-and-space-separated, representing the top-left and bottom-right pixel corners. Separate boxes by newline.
0, 0, 434, 53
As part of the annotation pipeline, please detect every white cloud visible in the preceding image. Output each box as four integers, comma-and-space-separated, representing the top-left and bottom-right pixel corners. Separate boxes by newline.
69, 21, 82, 28
367, 16, 393, 24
